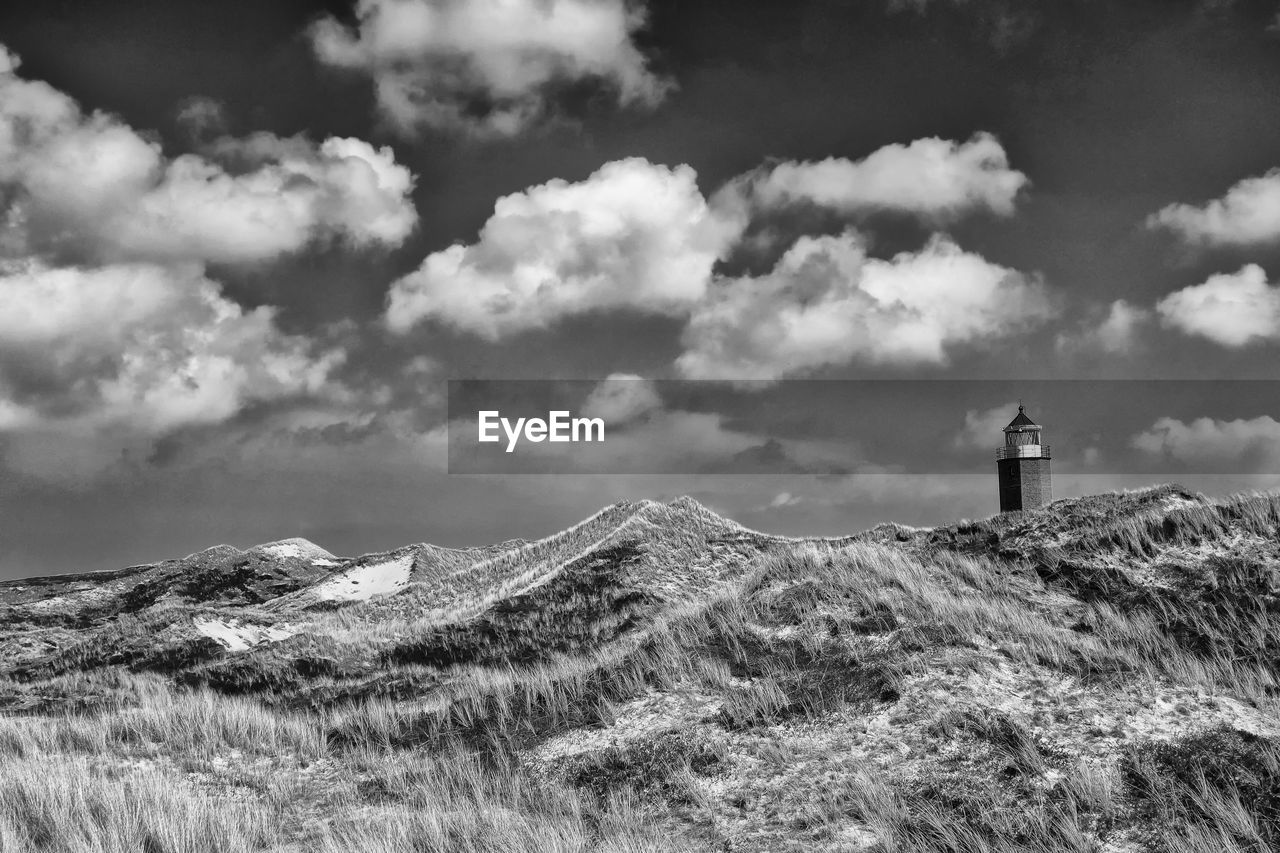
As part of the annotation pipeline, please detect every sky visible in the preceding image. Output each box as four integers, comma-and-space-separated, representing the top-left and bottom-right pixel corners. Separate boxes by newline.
5, 0, 1280, 578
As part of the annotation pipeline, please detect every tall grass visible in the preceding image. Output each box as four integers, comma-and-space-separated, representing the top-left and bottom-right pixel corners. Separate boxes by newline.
0, 694, 683, 852
0, 756, 279, 853
3, 487, 1279, 851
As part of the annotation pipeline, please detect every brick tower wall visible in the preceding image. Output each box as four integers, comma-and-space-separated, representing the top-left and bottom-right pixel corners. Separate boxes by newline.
997, 458, 1053, 512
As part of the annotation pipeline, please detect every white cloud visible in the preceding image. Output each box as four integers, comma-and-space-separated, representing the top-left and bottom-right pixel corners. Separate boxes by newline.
1132, 415, 1280, 466
581, 374, 662, 426
716, 132, 1027, 222
385, 140, 1044, 368
1148, 169, 1280, 247
0, 44, 19, 75
1155, 265, 1280, 347
1056, 299, 1151, 355
0, 46, 423, 484
0, 260, 343, 480
309, 0, 669, 136
384, 139, 1045, 380
385, 157, 736, 338
116, 135, 417, 263
676, 232, 1055, 380
953, 401, 1021, 450
1089, 299, 1149, 352
0, 49, 416, 265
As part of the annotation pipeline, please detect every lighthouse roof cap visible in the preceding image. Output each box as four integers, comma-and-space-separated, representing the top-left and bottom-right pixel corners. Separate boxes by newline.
1004, 405, 1040, 430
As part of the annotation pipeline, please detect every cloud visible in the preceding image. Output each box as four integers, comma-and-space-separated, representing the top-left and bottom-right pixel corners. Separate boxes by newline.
885, 0, 1041, 53
717, 133, 1027, 222
1089, 300, 1150, 352
1148, 169, 1280, 247
1132, 415, 1280, 467
385, 138, 1046, 381
0, 48, 417, 265
0, 46, 423, 485
1155, 265, 1280, 346
1055, 299, 1151, 355
0, 44, 19, 75
720, 437, 855, 476
0, 262, 339, 427
675, 232, 1055, 380
766, 491, 803, 509
385, 138, 1044, 372
309, 0, 670, 136
0, 260, 344, 481
174, 96, 229, 142
385, 158, 736, 338
953, 401, 1021, 450
581, 374, 662, 426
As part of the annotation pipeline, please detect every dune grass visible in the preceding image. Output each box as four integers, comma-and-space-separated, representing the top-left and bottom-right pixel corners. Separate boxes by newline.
0, 755, 279, 853
1, 488, 1278, 851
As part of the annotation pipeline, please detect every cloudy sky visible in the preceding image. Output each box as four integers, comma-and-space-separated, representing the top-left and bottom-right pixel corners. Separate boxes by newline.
5, 0, 1280, 578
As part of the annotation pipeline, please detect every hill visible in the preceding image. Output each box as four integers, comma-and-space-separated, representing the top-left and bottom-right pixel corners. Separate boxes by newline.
0, 487, 1277, 852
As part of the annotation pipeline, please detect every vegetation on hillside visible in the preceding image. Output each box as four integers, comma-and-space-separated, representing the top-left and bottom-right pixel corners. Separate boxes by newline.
0, 487, 1277, 852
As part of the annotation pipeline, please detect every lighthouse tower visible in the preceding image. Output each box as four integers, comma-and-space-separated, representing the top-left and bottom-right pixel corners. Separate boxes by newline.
996, 404, 1052, 512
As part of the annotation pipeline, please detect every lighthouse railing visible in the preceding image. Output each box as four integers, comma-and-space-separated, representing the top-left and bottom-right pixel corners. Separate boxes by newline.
996, 445, 1051, 461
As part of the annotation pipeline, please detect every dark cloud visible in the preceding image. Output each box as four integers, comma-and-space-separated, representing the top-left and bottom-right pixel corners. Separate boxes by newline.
174, 95, 229, 143
5, 1, 1280, 576
718, 438, 853, 476
885, 0, 1043, 54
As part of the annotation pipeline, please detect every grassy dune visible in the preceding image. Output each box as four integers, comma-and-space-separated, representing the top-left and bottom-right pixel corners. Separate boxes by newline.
1, 488, 1278, 851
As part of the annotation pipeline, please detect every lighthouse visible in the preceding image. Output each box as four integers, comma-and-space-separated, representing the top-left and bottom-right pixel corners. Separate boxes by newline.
996, 404, 1052, 512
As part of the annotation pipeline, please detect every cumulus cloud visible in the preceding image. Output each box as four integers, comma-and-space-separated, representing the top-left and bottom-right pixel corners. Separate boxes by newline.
0, 45, 19, 75
1148, 169, 1280, 247
385, 158, 736, 338
675, 233, 1055, 380
953, 401, 1021, 450
1132, 415, 1280, 467
174, 96, 229, 142
1155, 265, 1280, 346
1055, 299, 1151, 355
1089, 300, 1150, 352
385, 137, 1041, 360
0, 260, 343, 481
0, 47, 398, 482
385, 138, 1046, 380
309, 0, 670, 136
581, 374, 663, 426
717, 133, 1027, 222
0, 48, 416, 265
